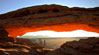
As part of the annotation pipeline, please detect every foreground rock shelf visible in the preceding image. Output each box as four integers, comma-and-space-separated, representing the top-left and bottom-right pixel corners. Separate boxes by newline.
0, 25, 99, 55
0, 25, 47, 55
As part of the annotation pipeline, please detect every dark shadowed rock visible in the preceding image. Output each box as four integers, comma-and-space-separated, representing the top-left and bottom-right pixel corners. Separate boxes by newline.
0, 4, 99, 28
0, 25, 14, 43
0, 42, 42, 55
0, 25, 8, 37
0, 25, 47, 55
47, 37, 99, 55
0, 38, 45, 55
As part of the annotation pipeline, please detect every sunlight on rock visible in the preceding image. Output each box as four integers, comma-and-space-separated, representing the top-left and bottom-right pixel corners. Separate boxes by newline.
21, 49, 29, 53
0, 48, 18, 51
43, 48, 55, 51
4, 52, 9, 55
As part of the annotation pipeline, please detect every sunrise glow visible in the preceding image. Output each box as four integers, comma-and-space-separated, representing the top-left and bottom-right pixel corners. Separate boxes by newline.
5, 23, 99, 38
22, 30, 99, 38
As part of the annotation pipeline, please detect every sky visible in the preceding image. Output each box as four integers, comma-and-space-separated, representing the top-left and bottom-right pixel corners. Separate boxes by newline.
0, 0, 99, 14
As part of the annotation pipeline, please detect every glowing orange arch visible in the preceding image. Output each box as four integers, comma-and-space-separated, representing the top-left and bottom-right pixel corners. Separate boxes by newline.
5, 23, 99, 39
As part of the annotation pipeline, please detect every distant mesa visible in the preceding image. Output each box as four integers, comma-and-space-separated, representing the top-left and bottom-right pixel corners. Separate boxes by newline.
0, 4, 99, 37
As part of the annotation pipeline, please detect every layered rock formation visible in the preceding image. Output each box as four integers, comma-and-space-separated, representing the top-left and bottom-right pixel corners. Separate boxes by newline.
47, 37, 99, 55
0, 4, 99, 37
0, 37, 99, 55
0, 25, 99, 55
0, 25, 48, 55
0, 42, 42, 55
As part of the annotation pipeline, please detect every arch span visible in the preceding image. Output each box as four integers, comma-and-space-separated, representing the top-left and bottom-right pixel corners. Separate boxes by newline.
5, 23, 99, 38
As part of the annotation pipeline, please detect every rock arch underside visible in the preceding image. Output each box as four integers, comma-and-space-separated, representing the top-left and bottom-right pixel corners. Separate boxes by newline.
0, 4, 99, 38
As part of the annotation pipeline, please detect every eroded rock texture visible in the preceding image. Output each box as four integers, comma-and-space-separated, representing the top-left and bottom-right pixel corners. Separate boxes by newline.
0, 37, 46, 55
47, 37, 99, 55
0, 4, 99, 26
0, 41, 44, 55
0, 25, 46, 55
0, 4, 99, 37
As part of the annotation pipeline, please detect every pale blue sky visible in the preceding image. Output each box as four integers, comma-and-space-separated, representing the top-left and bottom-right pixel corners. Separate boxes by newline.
0, 0, 99, 14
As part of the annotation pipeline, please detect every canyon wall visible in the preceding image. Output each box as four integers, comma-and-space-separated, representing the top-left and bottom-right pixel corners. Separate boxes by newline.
0, 26, 99, 55
0, 26, 45, 55
0, 4, 99, 37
